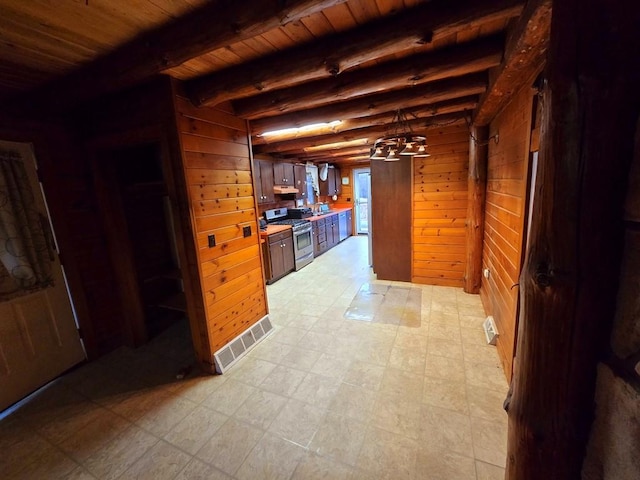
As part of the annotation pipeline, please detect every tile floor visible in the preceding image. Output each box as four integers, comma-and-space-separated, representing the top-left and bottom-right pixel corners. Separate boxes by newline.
0, 236, 508, 479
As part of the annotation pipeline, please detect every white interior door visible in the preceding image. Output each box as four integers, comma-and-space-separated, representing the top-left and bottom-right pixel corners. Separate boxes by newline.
353, 168, 371, 234
0, 140, 85, 411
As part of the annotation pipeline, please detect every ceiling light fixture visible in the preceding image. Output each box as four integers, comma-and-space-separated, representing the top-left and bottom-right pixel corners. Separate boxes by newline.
260, 120, 342, 137
369, 109, 430, 161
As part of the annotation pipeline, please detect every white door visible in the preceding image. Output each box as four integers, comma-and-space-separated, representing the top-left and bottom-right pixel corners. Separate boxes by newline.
353, 168, 371, 234
0, 140, 85, 411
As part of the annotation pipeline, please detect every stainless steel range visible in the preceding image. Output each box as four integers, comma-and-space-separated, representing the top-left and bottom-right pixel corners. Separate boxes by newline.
264, 208, 313, 270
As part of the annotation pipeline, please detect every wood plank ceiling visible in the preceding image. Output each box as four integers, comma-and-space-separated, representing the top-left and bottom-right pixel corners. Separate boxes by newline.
0, 0, 539, 167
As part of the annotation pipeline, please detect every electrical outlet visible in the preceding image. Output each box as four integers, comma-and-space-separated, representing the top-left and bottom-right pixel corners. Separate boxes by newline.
483, 268, 490, 279
208, 234, 216, 248
243, 226, 251, 237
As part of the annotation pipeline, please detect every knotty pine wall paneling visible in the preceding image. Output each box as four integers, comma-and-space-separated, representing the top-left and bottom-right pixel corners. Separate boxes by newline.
171, 83, 267, 361
479, 84, 534, 379
335, 164, 355, 204
412, 124, 469, 287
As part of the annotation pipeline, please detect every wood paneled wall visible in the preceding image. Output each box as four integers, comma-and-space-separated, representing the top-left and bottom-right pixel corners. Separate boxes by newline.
171, 86, 267, 359
412, 124, 469, 286
479, 84, 534, 378
335, 164, 356, 204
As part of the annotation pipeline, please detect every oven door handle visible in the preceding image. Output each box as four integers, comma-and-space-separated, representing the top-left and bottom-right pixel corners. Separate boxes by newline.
293, 224, 312, 235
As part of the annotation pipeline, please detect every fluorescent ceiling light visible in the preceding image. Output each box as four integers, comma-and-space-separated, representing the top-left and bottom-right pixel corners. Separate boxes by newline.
304, 138, 369, 152
261, 120, 342, 137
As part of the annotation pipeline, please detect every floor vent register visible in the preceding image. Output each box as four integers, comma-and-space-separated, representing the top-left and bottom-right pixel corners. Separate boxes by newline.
213, 315, 273, 373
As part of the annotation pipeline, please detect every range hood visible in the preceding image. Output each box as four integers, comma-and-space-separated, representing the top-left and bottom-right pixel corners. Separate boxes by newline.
273, 185, 299, 194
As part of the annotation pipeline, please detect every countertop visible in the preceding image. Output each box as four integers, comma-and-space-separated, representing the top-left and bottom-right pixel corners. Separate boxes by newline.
259, 206, 354, 237
259, 224, 292, 239
307, 206, 353, 222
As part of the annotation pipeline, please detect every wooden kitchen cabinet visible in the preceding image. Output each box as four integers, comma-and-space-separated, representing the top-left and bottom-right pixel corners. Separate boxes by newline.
273, 162, 294, 186
265, 229, 295, 283
326, 213, 339, 248
255, 159, 275, 204
313, 218, 328, 256
293, 164, 307, 200
346, 209, 353, 237
333, 167, 342, 196
319, 165, 341, 196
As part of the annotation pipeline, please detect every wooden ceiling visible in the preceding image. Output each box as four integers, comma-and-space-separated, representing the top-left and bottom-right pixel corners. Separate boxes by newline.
0, 0, 550, 166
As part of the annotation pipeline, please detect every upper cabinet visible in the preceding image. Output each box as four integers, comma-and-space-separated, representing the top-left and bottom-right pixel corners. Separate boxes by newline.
255, 159, 275, 204
320, 165, 341, 196
273, 162, 294, 185
293, 164, 307, 200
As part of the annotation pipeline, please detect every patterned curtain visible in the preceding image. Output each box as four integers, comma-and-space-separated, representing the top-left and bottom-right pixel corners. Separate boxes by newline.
0, 143, 54, 301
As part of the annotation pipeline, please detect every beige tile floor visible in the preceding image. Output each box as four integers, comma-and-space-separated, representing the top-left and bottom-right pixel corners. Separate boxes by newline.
0, 235, 508, 479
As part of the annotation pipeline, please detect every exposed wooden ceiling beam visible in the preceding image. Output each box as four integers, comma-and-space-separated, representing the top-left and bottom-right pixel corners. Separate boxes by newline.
234, 35, 503, 119
289, 146, 372, 161
252, 96, 478, 146
254, 111, 470, 154
474, 0, 552, 125
333, 156, 372, 165
16, 0, 346, 110
249, 73, 486, 135
279, 118, 467, 163
187, 0, 524, 107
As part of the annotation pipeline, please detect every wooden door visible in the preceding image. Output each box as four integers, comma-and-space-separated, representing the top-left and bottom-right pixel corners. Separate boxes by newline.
281, 231, 295, 273
259, 160, 275, 203
320, 166, 335, 196
273, 162, 294, 185
371, 157, 412, 281
294, 164, 307, 200
268, 236, 285, 279
283, 163, 295, 184
0, 140, 85, 411
254, 159, 264, 203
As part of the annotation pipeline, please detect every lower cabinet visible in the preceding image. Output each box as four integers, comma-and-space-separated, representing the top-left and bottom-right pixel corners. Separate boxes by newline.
326, 214, 340, 248
263, 229, 295, 283
313, 218, 327, 256
313, 209, 355, 257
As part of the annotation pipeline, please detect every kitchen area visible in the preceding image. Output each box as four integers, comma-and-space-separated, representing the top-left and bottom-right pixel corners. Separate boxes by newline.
255, 157, 358, 284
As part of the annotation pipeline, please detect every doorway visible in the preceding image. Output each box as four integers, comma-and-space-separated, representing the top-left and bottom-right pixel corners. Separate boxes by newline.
353, 168, 370, 235
94, 141, 185, 346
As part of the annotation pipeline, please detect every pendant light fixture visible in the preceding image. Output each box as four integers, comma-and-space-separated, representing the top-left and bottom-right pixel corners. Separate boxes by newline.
369, 109, 430, 161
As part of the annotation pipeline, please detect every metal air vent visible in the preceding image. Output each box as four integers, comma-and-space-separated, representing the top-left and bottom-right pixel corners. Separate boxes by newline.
213, 315, 274, 373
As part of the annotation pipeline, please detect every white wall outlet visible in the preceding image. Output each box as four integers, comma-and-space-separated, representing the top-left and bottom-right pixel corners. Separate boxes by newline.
483, 268, 491, 279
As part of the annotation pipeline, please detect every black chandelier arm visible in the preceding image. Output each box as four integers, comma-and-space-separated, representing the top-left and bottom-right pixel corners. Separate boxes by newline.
464, 113, 500, 146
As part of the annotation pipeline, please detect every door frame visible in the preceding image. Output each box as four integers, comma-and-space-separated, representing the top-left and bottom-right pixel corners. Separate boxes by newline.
88, 126, 174, 347
353, 167, 371, 235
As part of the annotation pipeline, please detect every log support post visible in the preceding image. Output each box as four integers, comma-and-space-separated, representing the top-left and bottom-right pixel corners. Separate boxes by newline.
506, 0, 640, 478
464, 125, 488, 294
